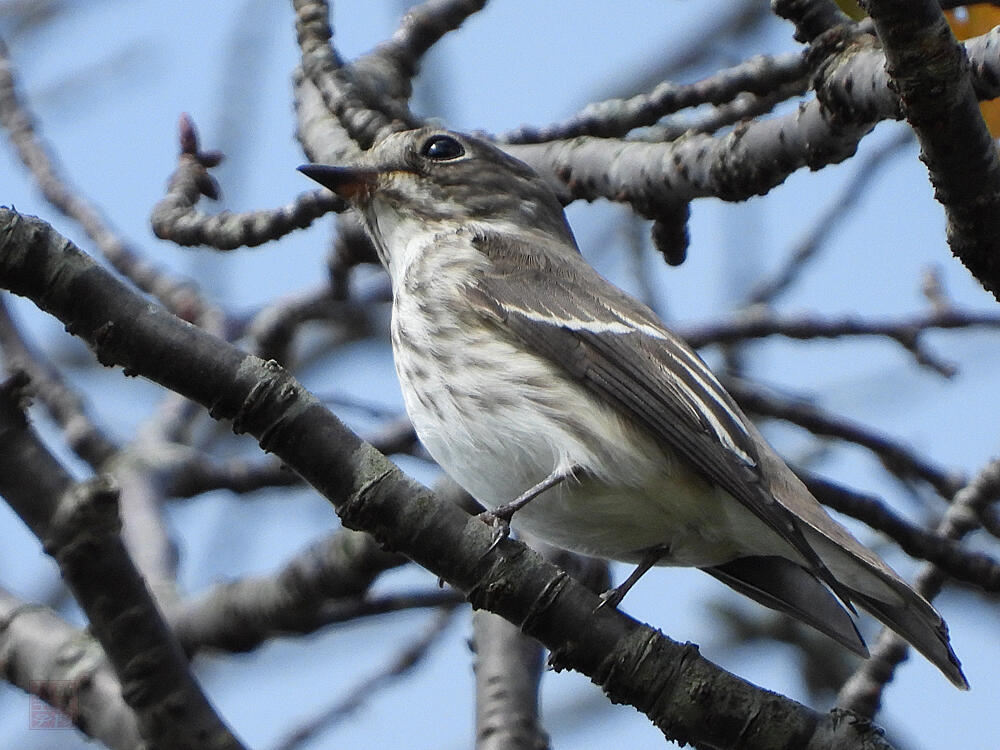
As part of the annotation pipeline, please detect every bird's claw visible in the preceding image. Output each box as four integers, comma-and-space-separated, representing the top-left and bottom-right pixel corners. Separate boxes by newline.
596, 586, 625, 611
478, 509, 512, 553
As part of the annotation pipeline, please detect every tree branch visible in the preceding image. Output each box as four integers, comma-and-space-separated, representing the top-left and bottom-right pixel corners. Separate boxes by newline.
502, 52, 808, 143
150, 114, 346, 250
862, 0, 1000, 300
724, 377, 964, 499
473, 611, 549, 750
683, 302, 1000, 379
838, 457, 1000, 717
803, 471, 1000, 593
0, 586, 143, 750
0, 39, 222, 330
0, 372, 245, 750
169, 528, 406, 654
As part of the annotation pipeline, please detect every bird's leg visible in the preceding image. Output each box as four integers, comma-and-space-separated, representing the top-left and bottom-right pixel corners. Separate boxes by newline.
598, 545, 669, 609
481, 465, 580, 551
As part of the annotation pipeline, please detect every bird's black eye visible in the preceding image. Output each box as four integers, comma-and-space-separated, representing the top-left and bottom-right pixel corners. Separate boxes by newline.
420, 134, 464, 161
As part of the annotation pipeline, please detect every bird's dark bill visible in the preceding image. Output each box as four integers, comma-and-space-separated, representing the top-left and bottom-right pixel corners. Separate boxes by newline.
298, 164, 378, 200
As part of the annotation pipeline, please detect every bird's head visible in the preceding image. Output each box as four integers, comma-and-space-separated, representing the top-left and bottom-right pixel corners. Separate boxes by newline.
298, 128, 575, 269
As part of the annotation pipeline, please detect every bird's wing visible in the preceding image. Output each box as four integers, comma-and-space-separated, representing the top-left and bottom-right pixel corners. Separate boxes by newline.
463, 232, 967, 689
463, 232, 847, 596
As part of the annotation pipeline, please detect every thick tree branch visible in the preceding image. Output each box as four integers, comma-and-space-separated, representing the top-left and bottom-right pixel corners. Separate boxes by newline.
862, 0, 1000, 300
505, 96, 873, 206
473, 611, 549, 750
0, 586, 143, 750
771, 0, 851, 44
0, 373, 244, 750
503, 29, 1000, 210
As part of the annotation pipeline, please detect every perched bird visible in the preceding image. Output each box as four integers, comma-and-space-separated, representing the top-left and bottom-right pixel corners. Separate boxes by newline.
299, 128, 967, 688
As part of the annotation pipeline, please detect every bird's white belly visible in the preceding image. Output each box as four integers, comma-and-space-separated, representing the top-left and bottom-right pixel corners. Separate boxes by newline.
391, 297, 783, 567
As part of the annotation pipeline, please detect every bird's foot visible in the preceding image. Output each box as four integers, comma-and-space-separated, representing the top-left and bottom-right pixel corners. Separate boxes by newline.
596, 545, 668, 611
477, 466, 581, 554
478, 507, 514, 553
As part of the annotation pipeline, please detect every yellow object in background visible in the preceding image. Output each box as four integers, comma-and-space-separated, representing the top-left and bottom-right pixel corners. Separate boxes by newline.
945, 5, 1000, 137
834, 0, 867, 21
833, 2, 1000, 137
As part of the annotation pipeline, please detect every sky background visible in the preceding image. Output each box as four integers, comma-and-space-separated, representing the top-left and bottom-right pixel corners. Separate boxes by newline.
1, 1, 998, 748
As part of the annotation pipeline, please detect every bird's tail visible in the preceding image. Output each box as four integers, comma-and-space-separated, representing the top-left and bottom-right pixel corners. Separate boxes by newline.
704, 555, 869, 657
807, 531, 969, 689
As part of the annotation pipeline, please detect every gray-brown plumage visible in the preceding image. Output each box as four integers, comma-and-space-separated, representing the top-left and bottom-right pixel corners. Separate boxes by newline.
299, 127, 967, 689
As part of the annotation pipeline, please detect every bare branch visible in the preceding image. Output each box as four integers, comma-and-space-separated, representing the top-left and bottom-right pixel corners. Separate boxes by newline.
771, 0, 851, 43
862, 0, 1000, 300
803, 471, 1000, 593
0, 373, 244, 750
473, 611, 549, 750
0, 294, 119, 468
292, 0, 418, 151
170, 528, 407, 654
637, 81, 810, 141
0, 40, 222, 330
151, 114, 346, 250
0, 586, 143, 750
504, 95, 874, 207
683, 303, 1000, 378
724, 377, 965, 499
372, 0, 489, 90
502, 52, 808, 143
838, 458, 1000, 717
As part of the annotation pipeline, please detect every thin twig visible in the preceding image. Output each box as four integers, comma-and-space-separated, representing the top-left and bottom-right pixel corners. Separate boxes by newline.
270, 606, 459, 750
503, 52, 807, 143
0, 294, 119, 468
725, 378, 965, 499
372, 0, 489, 87
683, 302, 1000, 378
151, 114, 346, 250
837, 458, 1000, 716
744, 129, 914, 305
803, 471, 1000, 593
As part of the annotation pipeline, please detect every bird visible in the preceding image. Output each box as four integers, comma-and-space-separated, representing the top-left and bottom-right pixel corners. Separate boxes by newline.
298, 127, 967, 689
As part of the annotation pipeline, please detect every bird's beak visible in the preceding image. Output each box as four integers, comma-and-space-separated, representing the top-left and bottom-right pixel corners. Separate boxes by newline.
297, 164, 379, 201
